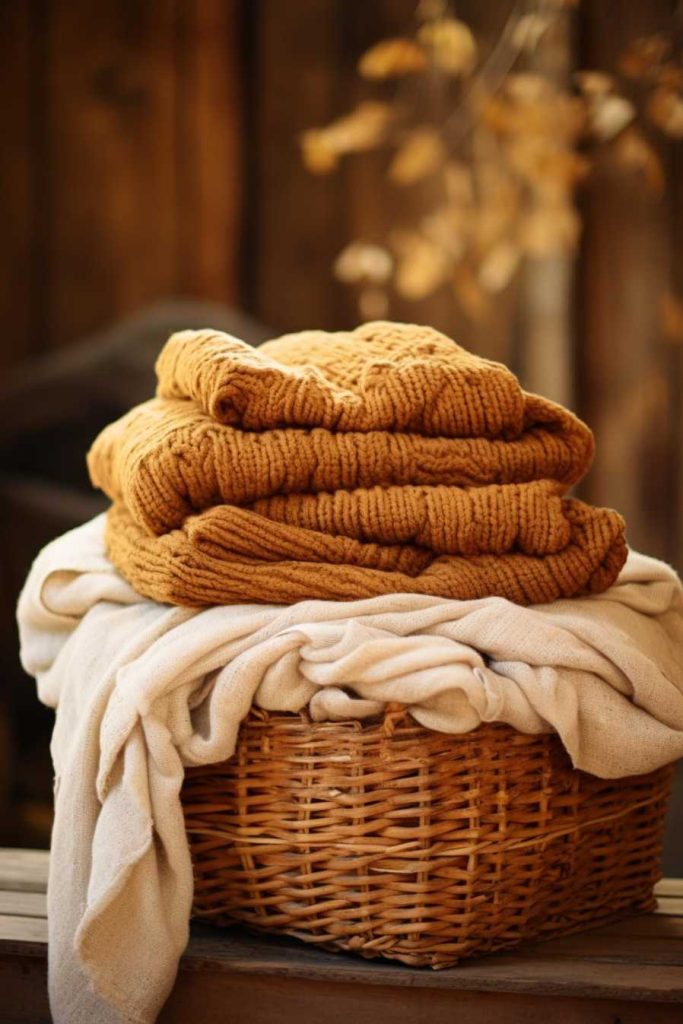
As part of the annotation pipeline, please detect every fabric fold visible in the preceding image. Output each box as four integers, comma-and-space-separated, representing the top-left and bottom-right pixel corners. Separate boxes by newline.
17, 516, 683, 1024
156, 323, 571, 439
88, 398, 594, 534
87, 321, 625, 606
105, 497, 626, 606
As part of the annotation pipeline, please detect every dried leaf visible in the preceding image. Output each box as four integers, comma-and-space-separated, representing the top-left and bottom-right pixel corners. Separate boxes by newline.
506, 137, 589, 192
393, 232, 451, 300
388, 128, 446, 185
334, 242, 393, 285
421, 207, 468, 259
330, 101, 393, 150
505, 73, 553, 104
474, 163, 519, 207
613, 127, 665, 195
464, 172, 522, 252
358, 38, 427, 80
520, 203, 581, 256
444, 161, 474, 205
453, 263, 489, 321
300, 130, 339, 174
478, 241, 521, 292
647, 86, 683, 140
588, 94, 635, 141
661, 292, 683, 344
418, 17, 477, 76
574, 70, 615, 96
300, 102, 392, 174
485, 87, 585, 141
619, 34, 670, 80
471, 198, 516, 252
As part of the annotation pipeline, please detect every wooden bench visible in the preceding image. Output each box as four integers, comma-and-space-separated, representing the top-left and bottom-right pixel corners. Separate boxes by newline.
2, 848, 682, 1023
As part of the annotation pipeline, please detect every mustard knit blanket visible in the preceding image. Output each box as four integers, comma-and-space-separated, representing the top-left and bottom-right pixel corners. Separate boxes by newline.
87, 321, 626, 605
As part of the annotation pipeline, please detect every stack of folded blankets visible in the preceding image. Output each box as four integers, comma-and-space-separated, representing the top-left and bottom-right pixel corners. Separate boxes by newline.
19, 321, 683, 1024
88, 321, 627, 606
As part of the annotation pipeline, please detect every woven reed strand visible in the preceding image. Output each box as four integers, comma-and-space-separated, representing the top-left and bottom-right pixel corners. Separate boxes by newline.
182, 707, 674, 969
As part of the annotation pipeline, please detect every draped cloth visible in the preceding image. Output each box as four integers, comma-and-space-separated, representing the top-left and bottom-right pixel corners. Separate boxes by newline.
18, 517, 683, 1024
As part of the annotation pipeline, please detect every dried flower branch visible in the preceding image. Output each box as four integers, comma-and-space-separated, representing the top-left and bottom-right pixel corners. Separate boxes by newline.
417, 17, 478, 76
301, 102, 392, 174
358, 38, 427, 79
300, 1, 682, 322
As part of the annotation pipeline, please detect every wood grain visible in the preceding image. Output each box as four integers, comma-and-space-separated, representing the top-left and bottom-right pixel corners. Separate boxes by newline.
2, 847, 682, 1022
577, 0, 679, 565
160, 975, 683, 1024
0, 1, 36, 370
175, 0, 243, 306
44, 0, 180, 349
0, 0, 243, 362
0, 893, 46, 919
0, 850, 48, 894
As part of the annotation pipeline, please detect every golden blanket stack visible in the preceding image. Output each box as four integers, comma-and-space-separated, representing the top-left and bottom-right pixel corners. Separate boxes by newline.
87, 321, 626, 606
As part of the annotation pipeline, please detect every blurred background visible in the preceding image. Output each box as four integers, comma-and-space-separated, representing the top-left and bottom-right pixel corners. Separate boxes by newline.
1, 0, 682, 870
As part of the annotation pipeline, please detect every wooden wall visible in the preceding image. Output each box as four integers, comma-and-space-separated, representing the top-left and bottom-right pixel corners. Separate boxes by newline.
0, 0, 243, 371
577, 1, 683, 574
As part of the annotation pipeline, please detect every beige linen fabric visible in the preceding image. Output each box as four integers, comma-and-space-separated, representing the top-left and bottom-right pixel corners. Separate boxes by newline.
18, 516, 683, 1024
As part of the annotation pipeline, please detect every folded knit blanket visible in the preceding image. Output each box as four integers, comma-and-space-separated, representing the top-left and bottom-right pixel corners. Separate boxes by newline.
18, 517, 683, 1024
88, 321, 626, 605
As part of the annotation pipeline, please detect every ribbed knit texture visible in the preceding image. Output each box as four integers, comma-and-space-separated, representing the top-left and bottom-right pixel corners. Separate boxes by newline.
88, 321, 627, 606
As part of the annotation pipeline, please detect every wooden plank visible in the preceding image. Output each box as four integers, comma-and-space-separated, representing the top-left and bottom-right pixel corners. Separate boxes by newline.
501, 932, 683, 966
1, 954, 681, 1024
657, 878, 683, 899
175, 0, 243, 305
160, 975, 683, 1024
0, 917, 48, 945
176, 923, 683, 1001
43, 0, 179, 350
247, 0, 349, 333
0, 851, 48, 894
1, 930, 683, 1020
0, 893, 46, 919
0, 0, 244, 370
655, 896, 683, 917
577, 0, 679, 565
589, 915, 683, 940
0, 0, 35, 371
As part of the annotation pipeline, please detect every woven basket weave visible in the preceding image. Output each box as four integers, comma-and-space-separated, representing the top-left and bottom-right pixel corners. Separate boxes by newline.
182, 706, 674, 968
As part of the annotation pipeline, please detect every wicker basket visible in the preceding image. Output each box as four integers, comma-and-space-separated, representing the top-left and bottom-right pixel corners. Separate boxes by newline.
182, 706, 674, 969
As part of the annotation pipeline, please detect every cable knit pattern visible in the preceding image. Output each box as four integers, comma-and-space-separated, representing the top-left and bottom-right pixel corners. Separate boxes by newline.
105, 499, 626, 605
157, 324, 529, 436
90, 399, 593, 536
87, 321, 627, 606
